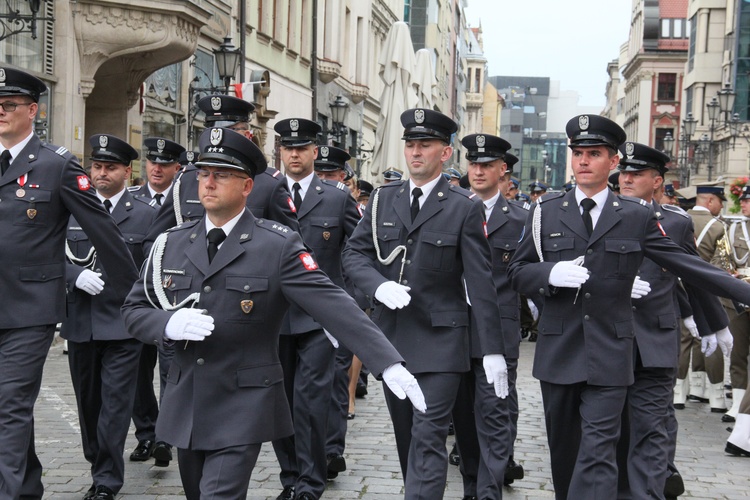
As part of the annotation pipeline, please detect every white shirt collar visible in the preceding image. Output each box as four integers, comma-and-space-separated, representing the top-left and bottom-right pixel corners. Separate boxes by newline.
1, 131, 35, 163
482, 190, 501, 215
148, 184, 171, 199
574, 186, 609, 209
205, 208, 245, 242
286, 171, 315, 199
409, 175, 442, 208
97, 187, 127, 211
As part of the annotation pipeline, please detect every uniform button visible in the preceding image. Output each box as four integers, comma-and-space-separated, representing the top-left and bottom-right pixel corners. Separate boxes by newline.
41, 274, 46, 279
539, 288, 545, 294
584, 315, 590, 320
407, 239, 413, 245
30, 196, 35, 201
632, 306, 636, 311
153, 339, 159, 345
203, 286, 212, 293
244, 285, 250, 291
383, 235, 389, 240
620, 245, 626, 251
406, 259, 411, 265
197, 358, 205, 365
170, 283, 176, 289
128, 237, 134, 242
584, 293, 591, 299
324, 222, 329, 227
95, 268, 101, 273
263, 377, 271, 386
402, 279, 408, 285
505, 244, 510, 248
553, 243, 558, 248
586, 249, 593, 255
452, 320, 456, 326
437, 240, 442, 245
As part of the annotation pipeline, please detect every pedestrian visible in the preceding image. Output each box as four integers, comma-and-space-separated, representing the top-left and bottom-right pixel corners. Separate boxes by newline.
0, 66, 137, 499
121, 126, 424, 500
343, 108, 509, 499
63, 134, 157, 500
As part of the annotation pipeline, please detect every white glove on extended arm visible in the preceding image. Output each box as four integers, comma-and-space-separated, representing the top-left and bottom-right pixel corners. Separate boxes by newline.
548, 260, 590, 288
75, 269, 105, 296
631, 277, 651, 299
383, 363, 426, 413
483, 354, 509, 398
701, 333, 717, 357
375, 281, 412, 310
715, 327, 734, 357
527, 298, 539, 322
165, 308, 215, 342
323, 329, 339, 348
683, 316, 700, 339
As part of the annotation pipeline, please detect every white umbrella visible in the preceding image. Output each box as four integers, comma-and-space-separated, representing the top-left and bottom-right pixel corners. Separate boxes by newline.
414, 48, 437, 109
369, 21, 418, 180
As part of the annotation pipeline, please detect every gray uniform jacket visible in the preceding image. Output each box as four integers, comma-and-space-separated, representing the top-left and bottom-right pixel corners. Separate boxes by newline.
121, 210, 403, 450
508, 189, 750, 386
0, 135, 137, 328
282, 175, 360, 335
62, 191, 157, 342
342, 177, 503, 374
470, 197, 528, 360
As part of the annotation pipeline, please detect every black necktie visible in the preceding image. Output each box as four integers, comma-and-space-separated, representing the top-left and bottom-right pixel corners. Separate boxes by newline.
1, 150, 12, 176
411, 187, 423, 222
580, 198, 596, 236
207, 228, 226, 263
293, 182, 303, 211
153, 193, 163, 206
103, 199, 113, 213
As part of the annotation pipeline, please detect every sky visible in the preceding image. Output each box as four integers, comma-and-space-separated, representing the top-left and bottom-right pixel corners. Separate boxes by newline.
464, 0, 633, 108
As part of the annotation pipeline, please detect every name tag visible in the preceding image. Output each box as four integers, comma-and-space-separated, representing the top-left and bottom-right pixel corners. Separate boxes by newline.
548, 232, 564, 238
162, 269, 186, 275
383, 222, 396, 227
186, 199, 201, 204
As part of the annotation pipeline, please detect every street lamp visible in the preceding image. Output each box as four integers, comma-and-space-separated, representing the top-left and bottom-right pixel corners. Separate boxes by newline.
541, 149, 550, 184
677, 112, 698, 187
214, 37, 243, 93
0, 0, 54, 42
328, 95, 349, 145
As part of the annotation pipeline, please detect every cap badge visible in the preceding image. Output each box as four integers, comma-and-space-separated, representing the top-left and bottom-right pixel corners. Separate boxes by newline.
156, 139, 166, 152
186, 151, 195, 162
625, 142, 635, 155
579, 115, 589, 131
210, 128, 223, 146
320, 146, 329, 158
99, 135, 108, 148
211, 96, 221, 111
0, 69, 6, 85
476, 135, 486, 148
414, 109, 425, 124
290, 119, 299, 132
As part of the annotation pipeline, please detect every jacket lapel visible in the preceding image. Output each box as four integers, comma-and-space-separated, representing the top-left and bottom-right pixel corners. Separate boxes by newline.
587, 191, 622, 246
203, 210, 254, 280
409, 176, 448, 233
559, 190, 590, 240
486, 197, 509, 236
393, 182, 412, 228
184, 223, 210, 277
297, 176, 323, 218
1, 136, 41, 187
110, 191, 134, 225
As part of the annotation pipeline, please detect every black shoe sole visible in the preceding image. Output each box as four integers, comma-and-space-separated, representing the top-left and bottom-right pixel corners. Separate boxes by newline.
722, 414, 736, 423
725, 442, 750, 457
327, 455, 346, 473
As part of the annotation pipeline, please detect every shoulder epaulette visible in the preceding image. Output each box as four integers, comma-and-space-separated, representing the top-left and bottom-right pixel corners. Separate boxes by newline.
54, 146, 69, 156
617, 194, 651, 208
537, 191, 565, 204
320, 179, 348, 192
127, 186, 140, 192
449, 184, 477, 200
41, 142, 72, 158
508, 199, 531, 211
255, 218, 292, 237
132, 196, 157, 208
166, 219, 200, 232
661, 203, 689, 218
379, 180, 403, 189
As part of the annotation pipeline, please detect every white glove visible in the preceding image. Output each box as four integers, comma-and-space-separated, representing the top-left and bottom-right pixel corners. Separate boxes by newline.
548, 260, 590, 288
483, 354, 509, 399
323, 329, 339, 348
375, 281, 412, 310
715, 327, 734, 357
165, 308, 215, 342
382, 363, 427, 413
683, 316, 700, 339
527, 298, 539, 322
75, 269, 104, 296
701, 334, 717, 357
631, 277, 651, 299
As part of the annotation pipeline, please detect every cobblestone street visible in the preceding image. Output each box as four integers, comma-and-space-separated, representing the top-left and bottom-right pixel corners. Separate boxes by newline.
35, 337, 748, 499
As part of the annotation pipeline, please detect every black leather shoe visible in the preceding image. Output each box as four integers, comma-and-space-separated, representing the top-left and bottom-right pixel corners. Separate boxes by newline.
711, 407, 728, 413
687, 394, 708, 403
520, 328, 529, 340
91, 486, 115, 500
276, 486, 295, 500
674, 403, 685, 410
723, 413, 736, 423
346, 412, 355, 420
129, 439, 155, 461
528, 332, 538, 342
448, 422, 455, 435
355, 384, 368, 398
504, 458, 525, 486
152, 441, 172, 467
725, 441, 750, 457
327, 453, 346, 473
663, 470, 685, 497
296, 493, 316, 500
449, 443, 460, 466
83, 485, 95, 500
462, 497, 478, 500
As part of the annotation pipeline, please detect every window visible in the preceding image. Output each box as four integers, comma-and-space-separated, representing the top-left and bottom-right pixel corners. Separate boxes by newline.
660, 18, 689, 39
688, 15, 697, 72
657, 73, 677, 101
404, 0, 411, 24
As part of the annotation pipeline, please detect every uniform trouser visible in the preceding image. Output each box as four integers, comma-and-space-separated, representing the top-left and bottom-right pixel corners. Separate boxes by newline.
384, 372, 462, 500
131, 343, 173, 445
273, 330, 335, 498
616, 355, 674, 500
519, 296, 538, 334
326, 343, 353, 457
727, 308, 750, 390
452, 368, 480, 497
540, 381, 627, 500
178, 443, 261, 500
0, 325, 55, 500
453, 358, 519, 500
68, 338, 142, 494
677, 325, 723, 383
